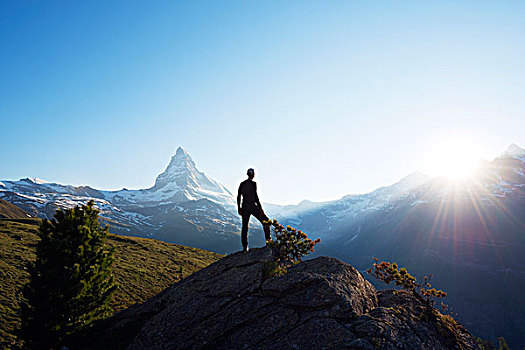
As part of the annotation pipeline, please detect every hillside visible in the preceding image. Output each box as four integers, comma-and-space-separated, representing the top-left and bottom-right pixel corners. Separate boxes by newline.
0, 219, 223, 349
0, 199, 32, 219
84, 247, 480, 350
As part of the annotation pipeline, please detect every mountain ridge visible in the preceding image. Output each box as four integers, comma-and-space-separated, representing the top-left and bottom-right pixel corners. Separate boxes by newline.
0, 147, 245, 253
1, 144, 523, 346
1, 144, 523, 253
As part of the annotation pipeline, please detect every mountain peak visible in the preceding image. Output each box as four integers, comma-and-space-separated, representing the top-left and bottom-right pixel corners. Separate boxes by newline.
21, 177, 49, 184
149, 147, 234, 205
153, 147, 197, 190
501, 143, 525, 158
401, 170, 429, 182
175, 146, 190, 158
169, 146, 195, 168
395, 171, 430, 190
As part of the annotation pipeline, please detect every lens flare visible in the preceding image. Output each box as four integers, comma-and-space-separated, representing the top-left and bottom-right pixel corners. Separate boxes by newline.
425, 137, 481, 180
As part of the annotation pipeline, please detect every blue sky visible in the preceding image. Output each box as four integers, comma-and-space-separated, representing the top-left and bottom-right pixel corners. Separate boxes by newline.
1, 1, 524, 204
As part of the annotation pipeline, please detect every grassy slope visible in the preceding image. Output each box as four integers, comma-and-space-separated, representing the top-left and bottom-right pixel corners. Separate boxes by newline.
0, 199, 33, 219
0, 219, 224, 348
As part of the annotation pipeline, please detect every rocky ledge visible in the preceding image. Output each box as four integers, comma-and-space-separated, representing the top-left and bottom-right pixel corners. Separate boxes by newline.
85, 247, 480, 349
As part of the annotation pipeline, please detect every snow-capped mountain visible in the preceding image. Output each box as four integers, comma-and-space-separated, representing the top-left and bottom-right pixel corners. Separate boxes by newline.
500, 142, 525, 159
0, 147, 250, 253
267, 144, 524, 237
103, 147, 235, 207
268, 144, 525, 347
3, 144, 523, 255
265, 170, 432, 236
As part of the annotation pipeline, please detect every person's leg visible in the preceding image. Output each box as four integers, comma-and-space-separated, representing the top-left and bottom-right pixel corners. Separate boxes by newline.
253, 210, 272, 242
241, 211, 251, 250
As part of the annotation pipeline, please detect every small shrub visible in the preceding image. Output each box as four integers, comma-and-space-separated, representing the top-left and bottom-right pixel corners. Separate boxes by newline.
476, 337, 494, 350
261, 219, 320, 278
265, 219, 320, 263
262, 261, 288, 278
475, 336, 511, 350
366, 258, 446, 308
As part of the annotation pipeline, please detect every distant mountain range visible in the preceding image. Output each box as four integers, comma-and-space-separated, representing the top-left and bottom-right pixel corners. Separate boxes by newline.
1, 144, 524, 347
0, 147, 259, 253
267, 143, 525, 348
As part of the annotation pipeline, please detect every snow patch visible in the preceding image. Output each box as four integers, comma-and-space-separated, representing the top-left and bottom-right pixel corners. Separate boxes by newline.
26, 177, 49, 184
348, 234, 359, 243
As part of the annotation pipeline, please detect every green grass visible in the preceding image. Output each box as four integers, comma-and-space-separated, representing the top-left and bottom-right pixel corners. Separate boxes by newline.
106, 233, 223, 312
0, 219, 224, 349
0, 220, 39, 349
0, 199, 33, 219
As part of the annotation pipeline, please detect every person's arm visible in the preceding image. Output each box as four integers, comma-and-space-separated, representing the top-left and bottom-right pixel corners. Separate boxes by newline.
254, 182, 263, 213
237, 183, 243, 215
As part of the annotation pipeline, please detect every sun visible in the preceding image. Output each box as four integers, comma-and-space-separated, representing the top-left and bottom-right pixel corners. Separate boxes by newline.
424, 137, 481, 180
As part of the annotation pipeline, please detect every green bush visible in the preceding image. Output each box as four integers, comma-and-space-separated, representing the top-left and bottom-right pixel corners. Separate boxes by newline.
366, 258, 446, 307
265, 219, 320, 263
261, 219, 320, 278
262, 261, 288, 278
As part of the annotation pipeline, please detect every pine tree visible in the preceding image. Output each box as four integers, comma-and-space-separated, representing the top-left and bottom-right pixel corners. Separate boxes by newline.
20, 200, 117, 349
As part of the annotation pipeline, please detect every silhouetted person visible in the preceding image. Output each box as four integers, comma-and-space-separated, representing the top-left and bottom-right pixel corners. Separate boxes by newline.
237, 168, 271, 252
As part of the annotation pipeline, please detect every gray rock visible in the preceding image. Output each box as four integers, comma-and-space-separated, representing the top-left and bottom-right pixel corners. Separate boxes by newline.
85, 247, 480, 350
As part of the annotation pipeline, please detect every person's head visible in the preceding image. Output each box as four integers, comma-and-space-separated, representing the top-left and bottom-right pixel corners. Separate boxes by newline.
247, 168, 255, 179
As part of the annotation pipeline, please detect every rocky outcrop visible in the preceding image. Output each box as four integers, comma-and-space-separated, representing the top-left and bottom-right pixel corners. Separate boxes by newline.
86, 247, 480, 349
